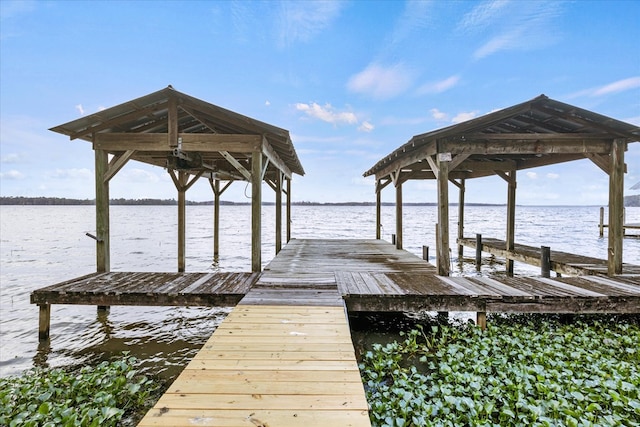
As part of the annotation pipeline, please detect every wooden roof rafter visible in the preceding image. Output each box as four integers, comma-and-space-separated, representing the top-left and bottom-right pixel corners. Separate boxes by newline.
364, 94, 639, 182
50, 86, 305, 183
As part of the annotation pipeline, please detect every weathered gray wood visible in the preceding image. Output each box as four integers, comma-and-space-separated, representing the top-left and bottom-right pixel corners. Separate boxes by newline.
436, 152, 450, 275
475, 234, 482, 271
395, 177, 403, 250
600, 206, 605, 237
376, 180, 381, 240
275, 171, 282, 254
38, 304, 50, 341
505, 170, 516, 276
252, 149, 262, 272
608, 138, 625, 275
541, 246, 551, 277
94, 133, 262, 152
286, 177, 292, 243
94, 147, 110, 273
457, 178, 465, 259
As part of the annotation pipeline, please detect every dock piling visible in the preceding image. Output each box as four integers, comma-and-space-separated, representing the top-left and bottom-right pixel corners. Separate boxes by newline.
476, 311, 486, 330
422, 245, 429, 261
541, 246, 551, 278
38, 304, 50, 341
475, 234, 482, 271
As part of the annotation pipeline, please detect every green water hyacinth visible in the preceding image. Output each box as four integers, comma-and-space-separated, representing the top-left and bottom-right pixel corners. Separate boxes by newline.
360, 316, 640, 427
0, 353, 157, 427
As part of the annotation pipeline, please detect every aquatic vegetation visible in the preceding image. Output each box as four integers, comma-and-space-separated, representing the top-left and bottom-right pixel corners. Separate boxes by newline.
0, 353, 157, 427
360, 315, 640, 426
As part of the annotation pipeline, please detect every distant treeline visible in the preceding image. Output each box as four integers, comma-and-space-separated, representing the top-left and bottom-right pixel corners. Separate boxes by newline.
1, 196, 638, 207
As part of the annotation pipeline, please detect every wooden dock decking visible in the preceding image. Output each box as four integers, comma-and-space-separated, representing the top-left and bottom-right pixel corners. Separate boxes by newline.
457, 236, 640, 276
137, 305, 370, 427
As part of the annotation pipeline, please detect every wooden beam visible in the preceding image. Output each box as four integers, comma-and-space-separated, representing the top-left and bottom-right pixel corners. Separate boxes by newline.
220, 151, 252, 181
286, 177, 292, 243
169, 171, 189, 272
436, 153, 450, 276
506, 170, 517, 276
442, 140, 612, 156
465, 132, 613, 141
376, 179, 382, 240
168, 95, 178, 148
94, 148, 110, 273
94, 133, 262, 152
374, 140, 438, 181
456, 159, 517, 172
449, 154, 469, 171
103, 150, 135, 183
275, 172, 282, 254
457, 179, 465, 259
391, 171, 403, 249
69, 102, 168, 140
262, 136, 292, 179
586, 153, 611, 174
608, 139, 625, 275
251, 149, 262, 272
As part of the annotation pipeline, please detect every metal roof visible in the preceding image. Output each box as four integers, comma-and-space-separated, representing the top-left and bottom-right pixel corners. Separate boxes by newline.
364, 94, 640, 180
50, 86, 305, 177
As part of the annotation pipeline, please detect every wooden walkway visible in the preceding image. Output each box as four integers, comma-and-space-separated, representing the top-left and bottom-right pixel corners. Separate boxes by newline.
137, 305, 370, 426
338, 271, 640, 314
457, 236, 640, 276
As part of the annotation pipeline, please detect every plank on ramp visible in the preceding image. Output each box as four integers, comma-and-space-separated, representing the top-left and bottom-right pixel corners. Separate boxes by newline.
137, 304, 370, 427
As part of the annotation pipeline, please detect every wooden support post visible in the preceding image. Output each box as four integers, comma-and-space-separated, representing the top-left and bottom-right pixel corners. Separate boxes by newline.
38, 304, 51, 341
275, 172, 282, 254
177, 171, 187, 272
422, 245, 429, 261
435, 224, 440, 270
94, 148, 110, 273
376, 180, 382, 240
506, 170, 516, 277
475, 233, 482, 271
97, 305, 110, 314
476, 311, 487, 330
395, 178, 403, 250
436, 153, 450, 276
391, 234, 396, 246
251, 149, 262, 272
541, 246, 551, 278
457, 178, 466, 259
213, 179, 221, 257
608, 139, 625, 275
599, 207, 605, 238
286, 177, 292, 243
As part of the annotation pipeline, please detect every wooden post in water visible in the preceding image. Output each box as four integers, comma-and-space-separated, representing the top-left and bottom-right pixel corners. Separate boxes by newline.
212, 179, 221, 257
436, 152, 450, 276
435, 224, 440, 269
608, 139, 625, 275
177, 171, 187, 273
38, 304, 51, 341
395, 175, 403, 250
391, 234, 396, 246
599, 207, 605, 237
251, 149, 262, 272
94, 148, 110, 274
275, 171, 282, 254
541, 246, 551, 278
376, 180, 382, 240
457, 178, 466, 259
286, 177, 292, 243
422, 245, 429, 261
475, 234, 482, 271
505, 170, 516, 276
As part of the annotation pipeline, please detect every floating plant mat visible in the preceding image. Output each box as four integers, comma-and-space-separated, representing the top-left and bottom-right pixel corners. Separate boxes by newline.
356, 313, 640, 427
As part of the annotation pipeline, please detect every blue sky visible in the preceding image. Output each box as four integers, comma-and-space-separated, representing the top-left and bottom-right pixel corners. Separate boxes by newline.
1, 0, 639, 205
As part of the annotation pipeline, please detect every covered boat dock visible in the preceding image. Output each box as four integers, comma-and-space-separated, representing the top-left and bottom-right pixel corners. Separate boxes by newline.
363, 94, 640, 277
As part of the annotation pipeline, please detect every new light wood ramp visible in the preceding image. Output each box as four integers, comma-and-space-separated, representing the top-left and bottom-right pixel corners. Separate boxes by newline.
137, 305, 370, 427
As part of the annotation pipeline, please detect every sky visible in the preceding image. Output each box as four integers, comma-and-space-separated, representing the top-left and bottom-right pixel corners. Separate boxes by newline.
1, 0, 639, 205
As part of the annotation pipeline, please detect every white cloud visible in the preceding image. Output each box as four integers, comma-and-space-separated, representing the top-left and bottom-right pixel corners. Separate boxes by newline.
295, 102, 357, 125
526, 172, 538, 179
347, 63, 415, 99
265, 100, 271, 106
592, 76, 640, 96
0, 169, 25, 179
451, 111, 478, 123
459, 0, 564, 59
48, 168, 92, 179
417, 75, 461, 95
1, 153, 23, 163
121, 168, 162, 183
430, 108, 448, 121
546, 173, 559, 179
358, 121, 374, 133
75, 104, 85, 115
275, 1, 343, 48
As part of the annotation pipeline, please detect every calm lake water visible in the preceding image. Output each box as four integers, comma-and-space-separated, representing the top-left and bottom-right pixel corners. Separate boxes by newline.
1, 205, 639, 379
